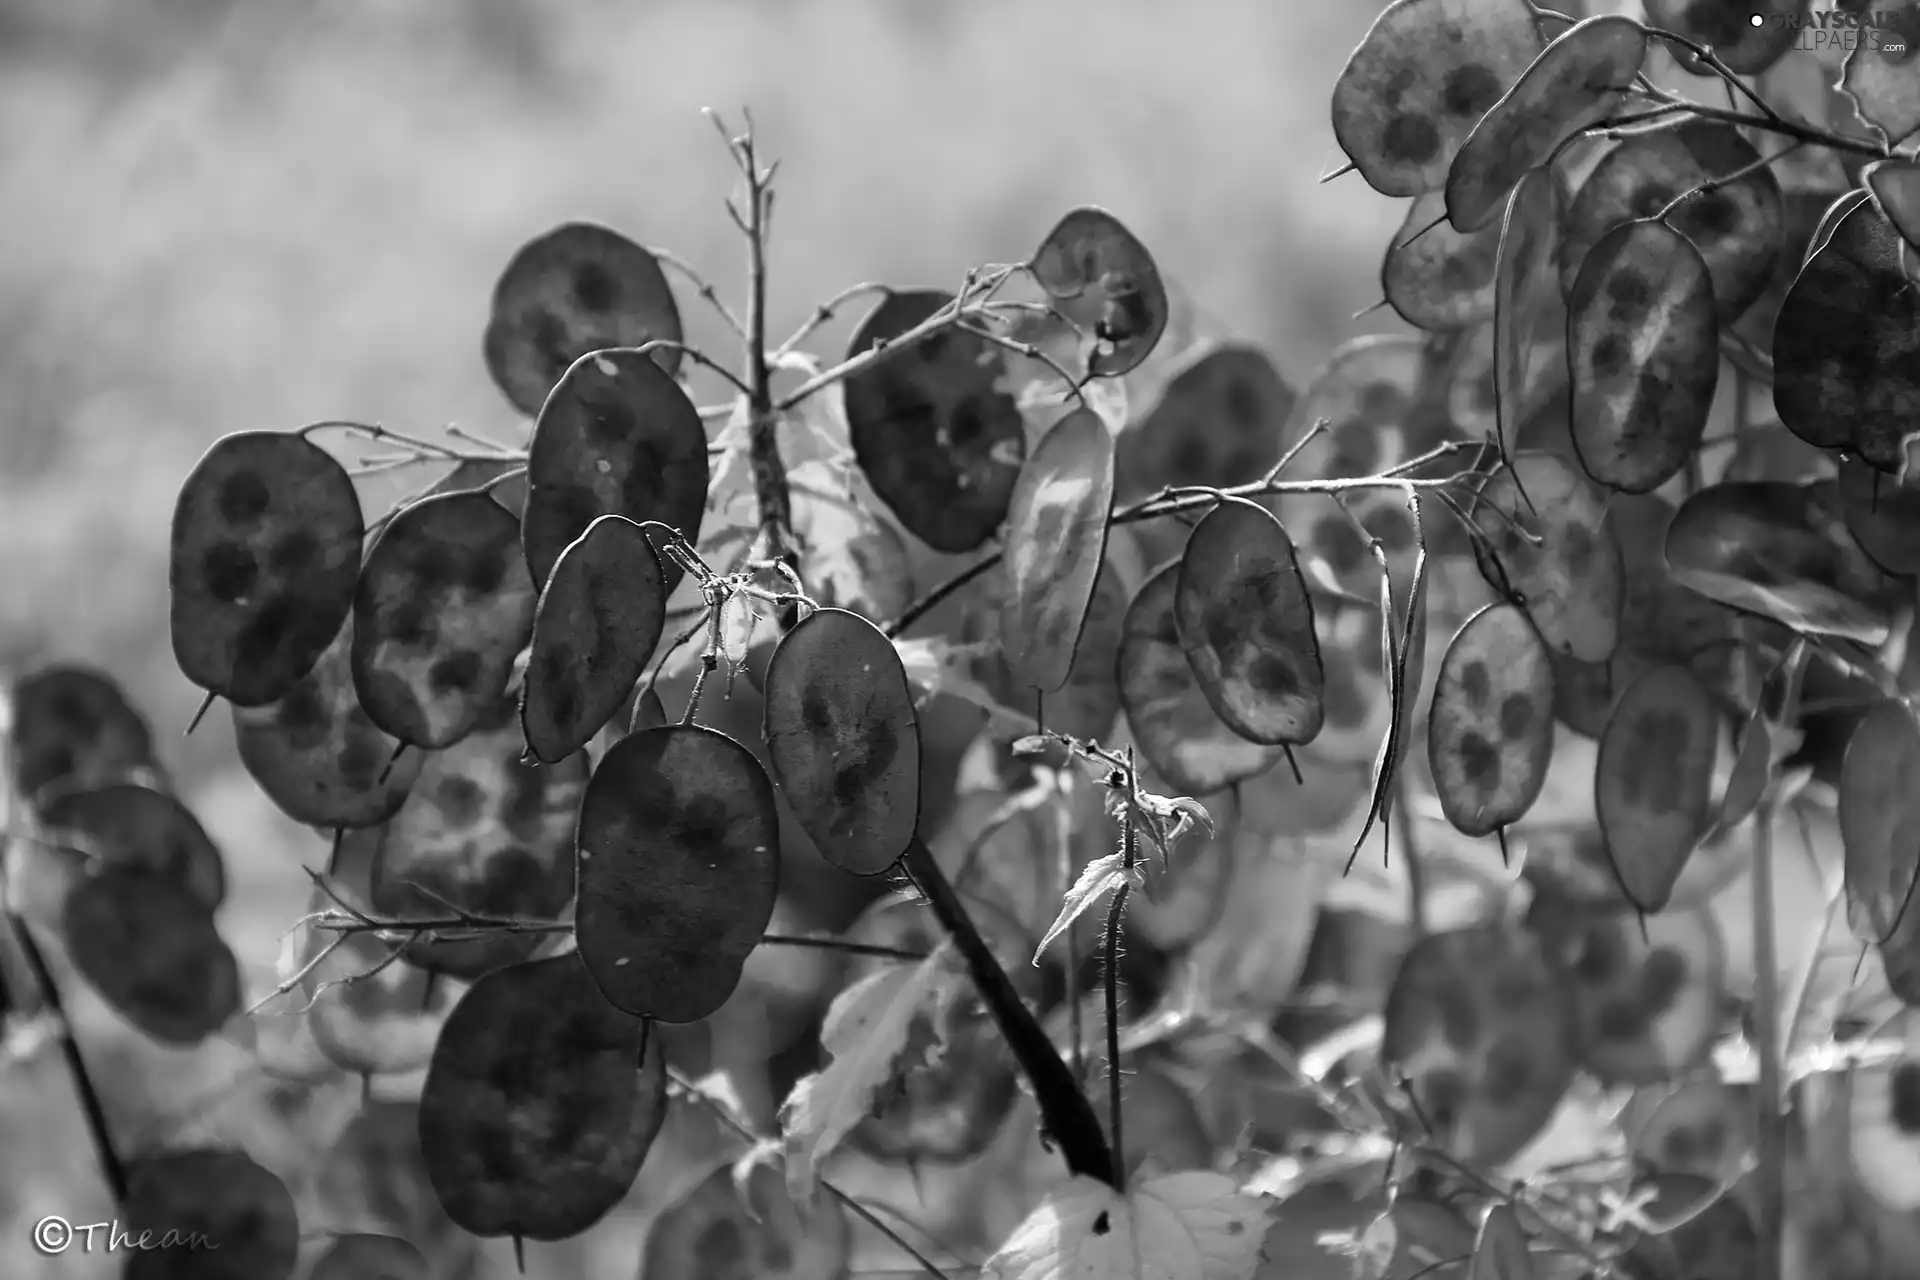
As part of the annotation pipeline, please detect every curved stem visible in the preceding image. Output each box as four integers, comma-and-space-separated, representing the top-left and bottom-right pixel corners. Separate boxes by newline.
901, 836, 1116, 1188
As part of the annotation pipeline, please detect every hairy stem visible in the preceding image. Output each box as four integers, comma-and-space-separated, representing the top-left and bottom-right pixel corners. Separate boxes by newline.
901, 836, 1116, 1187
1103, 814, 1135, 1189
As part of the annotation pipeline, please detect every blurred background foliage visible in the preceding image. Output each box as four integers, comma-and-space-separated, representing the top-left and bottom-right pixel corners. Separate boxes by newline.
0, 2, 1406, 1275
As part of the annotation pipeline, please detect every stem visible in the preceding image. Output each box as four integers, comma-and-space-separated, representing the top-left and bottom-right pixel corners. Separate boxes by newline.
0, 685, 127, 1207
726, 116, 797, 579
900, 836, 1116, 1187
1751, 793, 1784, 1280
1103, 878, 1130, 1188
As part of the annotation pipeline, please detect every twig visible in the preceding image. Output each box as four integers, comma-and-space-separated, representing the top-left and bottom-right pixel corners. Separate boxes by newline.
774, 281, 890, 361
651, 246, 747, 341
1395, 776, 1428, 936
772, 266, 1019, 412
884, 439, 1488, 639
1637, 22, 1781, 121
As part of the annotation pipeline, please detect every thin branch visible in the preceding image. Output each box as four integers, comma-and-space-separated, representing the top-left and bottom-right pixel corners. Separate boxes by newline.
651, 246, 747, 341
774, 281, 891, 361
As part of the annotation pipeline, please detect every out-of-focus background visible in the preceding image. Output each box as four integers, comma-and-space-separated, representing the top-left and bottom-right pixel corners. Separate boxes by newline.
0, 2, 1417, 1276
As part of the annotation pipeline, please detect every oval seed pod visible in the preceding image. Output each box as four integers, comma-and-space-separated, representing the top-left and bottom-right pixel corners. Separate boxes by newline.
1532, 895, 1727, 1085
1837, 458, 1920, 576
1841, 699, 1920, 947
1114, 343, 1296, 506
63, 865, 239, 1047
842, 289, 1026, 554
38, 782, 226, 909
1558, 121, 1784, 322
169, 430, 364, 707
1664, 480, 1896, 646
309, 1234, 428, 1280
482, 220, 683, 417
1027, 206, 1169, 376
1426, 602, 1555, 838
1469, 451, 1623, 663
351, 489, 537, 751
1331, 0, 1546, 197
1774, 190, 1920, 474
575, 723, 781, 1023
1378, 924, 1579, 1165
638, 1157, 851, 1280
1594, 664, 1719, 915
121, 1147, 299, 1280
6, 663, 160, 801
1000, 407, 1115, 694
1117, 562, 1285, 795
1172, 497, 1324, 745
1382, 189, 1502, 332
1444, 16, 1649, 232
521, 346, 709, 593
520, 514, 665, 763
233, 616, 423, 829
762, 607, 920, 877
1567, 219, 1720, 494
371, 692, 587, 979
417, 952, 668, 1244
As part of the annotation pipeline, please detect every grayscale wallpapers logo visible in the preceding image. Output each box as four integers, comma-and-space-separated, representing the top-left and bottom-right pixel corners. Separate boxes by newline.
1751, 9, 1914, 57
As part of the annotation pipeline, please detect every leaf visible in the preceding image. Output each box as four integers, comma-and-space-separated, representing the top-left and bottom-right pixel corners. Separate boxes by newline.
1773, 188, 1920, 474
520, 513, 665, 762
1379, 924, 1577, 1163
1843, 4, 1920, 143
352, 489, 537, 750
169, 429, 364, 706
1028, 207, 1170, 377
1491, 167, 1560, 459
1002, 408, 1117, 693
1557, 121, 1785, 323
6, 663, 160, 802
1841, 699, 1920, 947
1567, 219, 1720, 494
1593, 663, 1719, 914
1836, 456, 1920, 575
1642, 0, 1802, 76
1705, 703, 1772, 841
521, 346, 710, 594
482, 221, 683, 417
982, 1171, 1272, 1280
1467, 1204, 1532, 1280
1663, 480, 1893, 644
1445, 15, 1650, 233
1382, 190, 1503, 332
1117, 562, 1285, 795
370, 691, 586, 980
63, 865, 240, 1047
419, 952, 667, 1244
1426, 601, 1555, 839
1115, 343, 1297, 503
779, 942, 962, 1203
1173, 497, 1325, 746
1470, 451, 1623, 662
575, 723, 781, 1022
1035, 851, 1146, 963
232, 616, 423, 829
122, 1148, 299, 1280
843, 289, 1027, 553
1330, 0, 1547, 198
